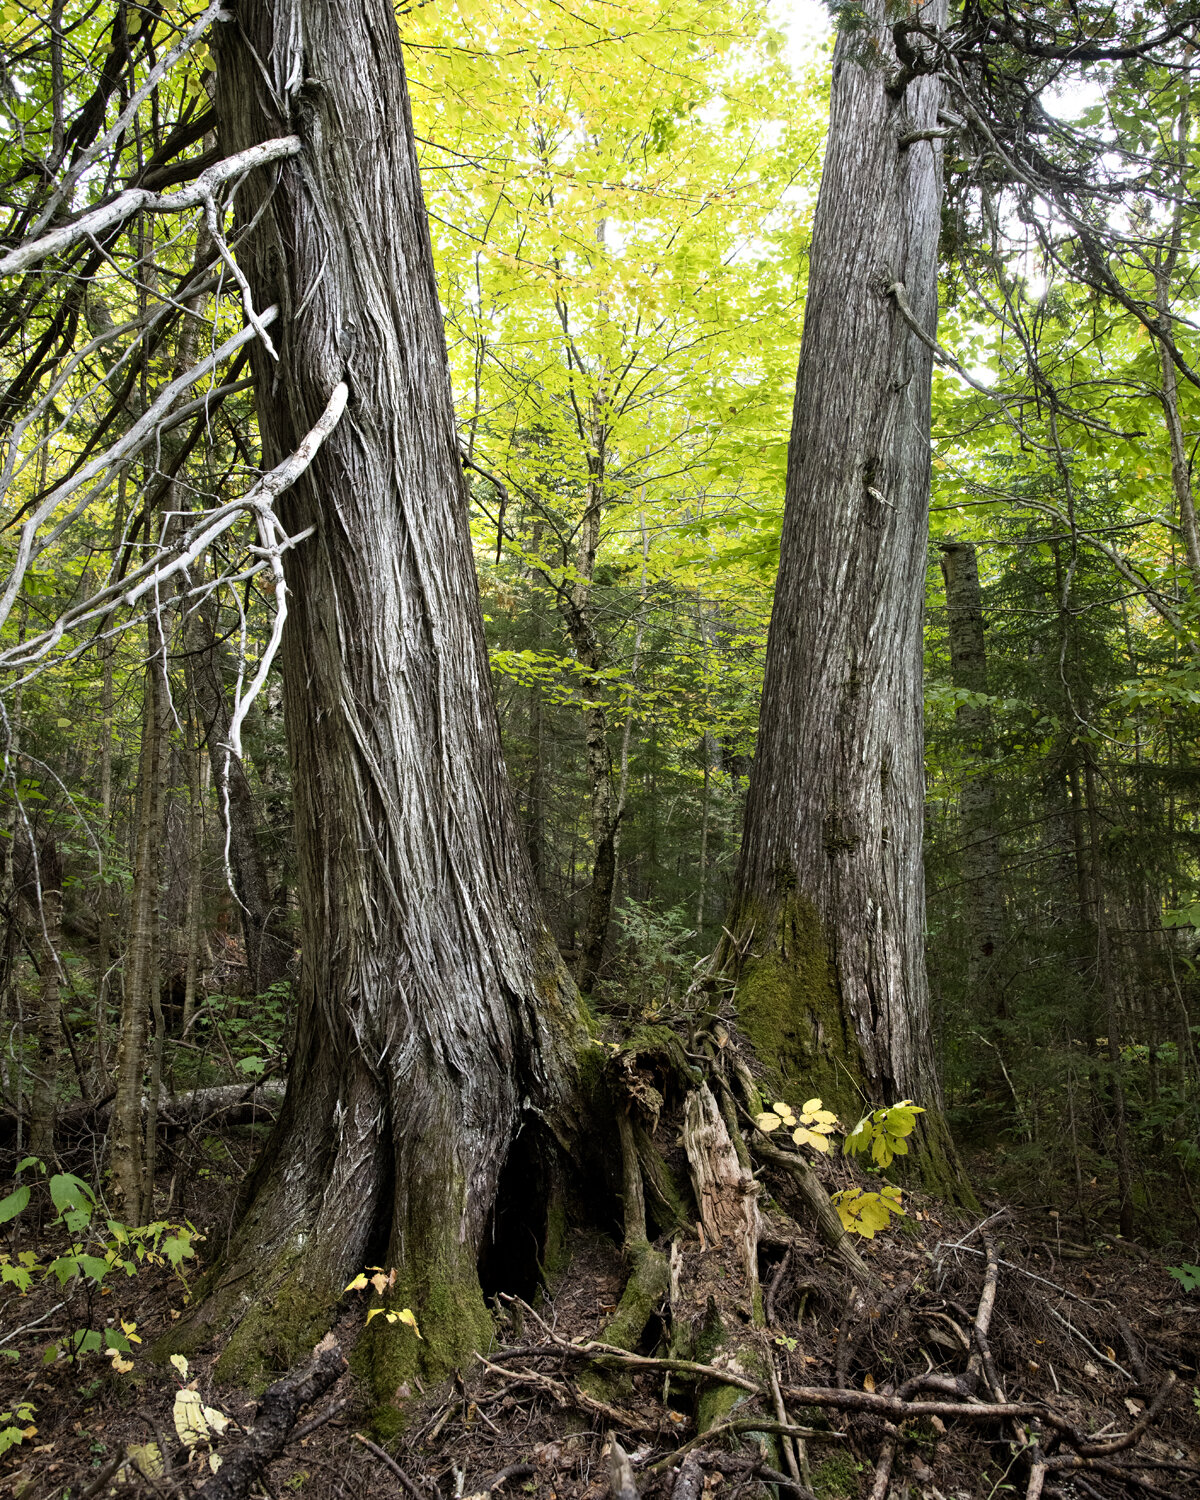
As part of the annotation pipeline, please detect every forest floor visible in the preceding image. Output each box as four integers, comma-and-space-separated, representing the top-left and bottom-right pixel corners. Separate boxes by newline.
2, 1139, 1199, 1500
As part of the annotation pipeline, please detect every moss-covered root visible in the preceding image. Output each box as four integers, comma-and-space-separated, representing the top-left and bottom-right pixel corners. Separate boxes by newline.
581, 1241, 670, 1402
689, 1307, 782, 1476
585, 1104, 671, 1396
603, 1241, 672, 1352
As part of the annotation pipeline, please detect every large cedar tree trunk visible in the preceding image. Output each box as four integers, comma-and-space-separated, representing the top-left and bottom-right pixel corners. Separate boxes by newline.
720, 1, 964, 1193
178, 0, 588, 1389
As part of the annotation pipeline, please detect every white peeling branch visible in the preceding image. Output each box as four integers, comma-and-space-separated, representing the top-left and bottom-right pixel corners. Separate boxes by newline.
224, 380, 349, 758
3, 138, 301, 276
0, 309, 277, 639
0, 380, 347, 678
26, 0, 230, 242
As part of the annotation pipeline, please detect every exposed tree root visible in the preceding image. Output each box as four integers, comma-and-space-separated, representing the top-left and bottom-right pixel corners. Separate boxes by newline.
404, 1014, 1186, 1498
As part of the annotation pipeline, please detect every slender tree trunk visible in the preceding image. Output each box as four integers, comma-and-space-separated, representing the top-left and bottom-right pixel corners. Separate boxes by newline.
177, 0, 587, 1390
561, 405, 618, 996
938, 541, 1005, 1017
112, 617, 170, 1219
185, 597, 292, 993
525, 523, 547, 898
95, 623, 116, 1083
1154, 95, 1200, 592
27, 836, 62, 1162
1156, 275, 1200, 591
718, 1, 965, 1194
1083, 756, 1135, 1238
181, 708, 208, 1038
0, 610, 24, 1131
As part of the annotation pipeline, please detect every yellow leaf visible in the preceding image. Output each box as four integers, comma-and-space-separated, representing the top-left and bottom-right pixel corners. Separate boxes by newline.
369, 1272, 389, 1295
203, 1406, 230, 1436
863, 1373, 875, 1392
169, 1354, 189, 1381
126, 1442, 163, 1480
344, 1273, 369, 1292
772, 1101, 791, 1114
365, 1307, 384, 1324
398, 1308, 423, 1339
109, 1355, 134, 1374
793, 1127, 832, 1153
802, 1098, 822, 1113
173, 1389, 210, 1450
754, 1112, 782, 1133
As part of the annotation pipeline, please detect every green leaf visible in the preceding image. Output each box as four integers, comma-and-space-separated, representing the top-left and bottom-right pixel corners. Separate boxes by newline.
0, 1264, 33, 1292
1168, 1263, 1200, 1293
161, 1234, 195, 1269
49, 1173, 95, 1220
0, 1186, 29, 1225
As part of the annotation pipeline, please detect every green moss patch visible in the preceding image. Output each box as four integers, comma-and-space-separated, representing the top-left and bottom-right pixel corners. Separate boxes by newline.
734, 895, 865, 1121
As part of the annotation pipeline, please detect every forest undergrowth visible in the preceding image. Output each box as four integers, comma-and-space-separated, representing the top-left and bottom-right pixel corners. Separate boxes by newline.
2, 1008, 1198, 1500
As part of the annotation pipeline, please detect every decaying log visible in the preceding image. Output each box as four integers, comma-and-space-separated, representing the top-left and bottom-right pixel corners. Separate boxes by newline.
607, 1440, 639, 1500
194, 1339, 345, 1500
0, 1080, 285, 1151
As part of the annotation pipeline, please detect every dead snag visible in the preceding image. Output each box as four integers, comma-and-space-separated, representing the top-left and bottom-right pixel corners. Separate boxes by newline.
683, 1082, 760, 1296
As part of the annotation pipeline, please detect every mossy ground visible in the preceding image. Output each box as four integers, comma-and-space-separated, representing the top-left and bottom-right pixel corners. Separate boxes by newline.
811, 1452, 865, 1499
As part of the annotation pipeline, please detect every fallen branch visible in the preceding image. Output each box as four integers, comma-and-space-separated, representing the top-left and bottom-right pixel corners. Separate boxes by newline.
1, 1080, 285, 1147
649, 1418, 845, 1474
355, 1434, 426, 1500
477, 1354, 660, 1435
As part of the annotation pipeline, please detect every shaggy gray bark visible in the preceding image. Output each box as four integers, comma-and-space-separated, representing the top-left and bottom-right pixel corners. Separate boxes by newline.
177, 0, 587, 1382
727, 1, 954, 1126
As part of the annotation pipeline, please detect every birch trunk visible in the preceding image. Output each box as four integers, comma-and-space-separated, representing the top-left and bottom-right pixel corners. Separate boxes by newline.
720, 1, 965, 1194
177, 0, 588, 1390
